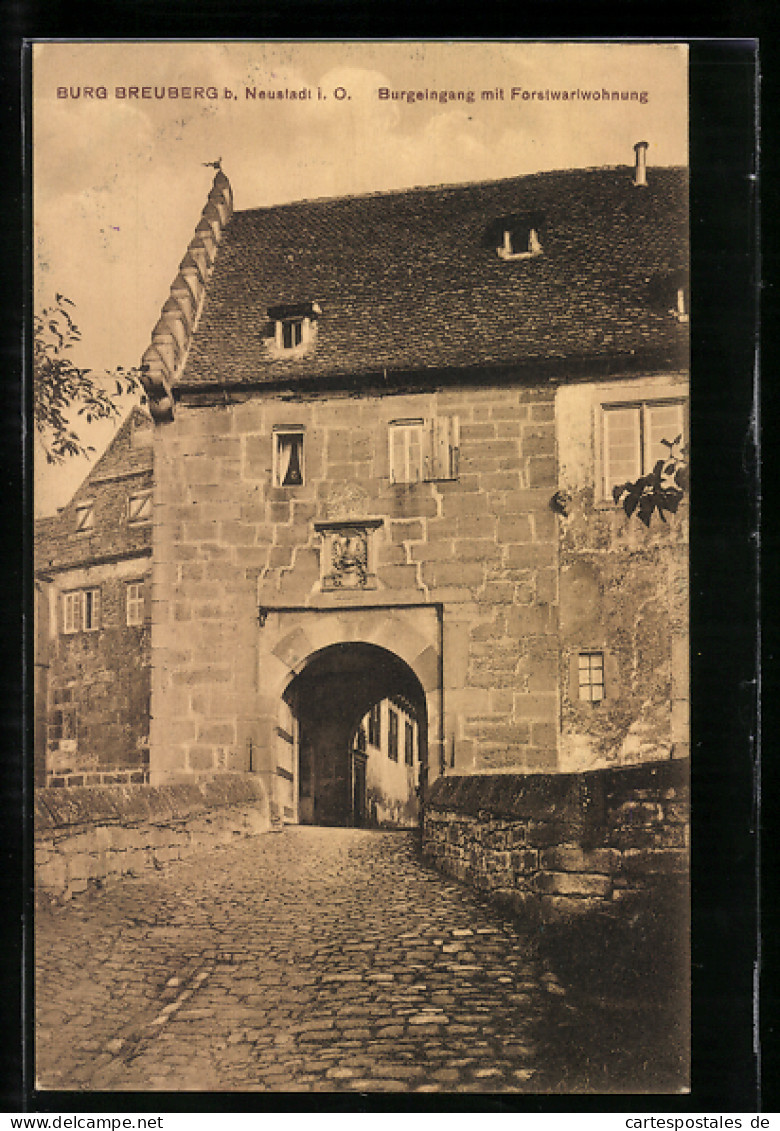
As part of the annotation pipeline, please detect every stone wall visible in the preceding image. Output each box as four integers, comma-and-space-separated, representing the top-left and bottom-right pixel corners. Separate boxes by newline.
35, 412, 154, 782
35, 774, 270, 902
555, 375, 689, 771
43, 563, 152, 780
151, 383, 561, 799
421, 757, 688, 922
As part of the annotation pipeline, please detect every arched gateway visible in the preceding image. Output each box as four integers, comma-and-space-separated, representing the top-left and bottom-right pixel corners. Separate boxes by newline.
254, 605, 443, 827
284, 643, 427, 827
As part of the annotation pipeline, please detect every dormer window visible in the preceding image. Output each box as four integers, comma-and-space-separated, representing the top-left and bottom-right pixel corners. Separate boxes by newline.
75, 503, 94, 533
647, 269, 689, 324
673, 287, 689, 324
266, 302, 321, 355
485, 212, 545, 261
498, 225, 542, 260
279, 318, 304, 350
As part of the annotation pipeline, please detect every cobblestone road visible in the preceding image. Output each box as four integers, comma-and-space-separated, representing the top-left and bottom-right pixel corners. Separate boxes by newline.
36, 827, 572, 1093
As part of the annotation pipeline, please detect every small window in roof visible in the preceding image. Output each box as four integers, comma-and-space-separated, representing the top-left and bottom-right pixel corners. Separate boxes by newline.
647, 269, 689, 324
484, 212, 545, 260
266, 302, 321, 355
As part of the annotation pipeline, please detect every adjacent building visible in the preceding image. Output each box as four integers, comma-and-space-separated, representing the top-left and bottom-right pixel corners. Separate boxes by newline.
34, 409, 153, 787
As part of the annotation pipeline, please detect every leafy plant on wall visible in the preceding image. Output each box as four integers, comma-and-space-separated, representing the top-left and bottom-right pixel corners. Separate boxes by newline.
612, 436, 689, 527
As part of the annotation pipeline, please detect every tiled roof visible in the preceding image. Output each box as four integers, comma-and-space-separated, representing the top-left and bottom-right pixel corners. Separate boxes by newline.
35, 409, 153, 574
181, 164, 688, 389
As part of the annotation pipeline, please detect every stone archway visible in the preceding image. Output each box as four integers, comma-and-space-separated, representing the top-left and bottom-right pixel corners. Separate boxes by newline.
284, 642, 427, 827
254, 605, 442, 826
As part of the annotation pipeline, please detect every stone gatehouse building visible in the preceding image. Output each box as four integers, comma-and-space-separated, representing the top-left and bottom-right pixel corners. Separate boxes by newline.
129, 149, 688, 828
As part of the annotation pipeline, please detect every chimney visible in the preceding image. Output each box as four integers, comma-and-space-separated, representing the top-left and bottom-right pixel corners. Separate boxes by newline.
633, 140, 649, 187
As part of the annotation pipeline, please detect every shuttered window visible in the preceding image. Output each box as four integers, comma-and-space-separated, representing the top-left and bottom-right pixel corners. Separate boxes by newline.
83, 588, 100, 631
75, 504, 94, 533
389, 416, 459, 484
63, 588, 101, 633
128, 490, 152, 524
63, 592, 81, 634
126, 582, 145, 626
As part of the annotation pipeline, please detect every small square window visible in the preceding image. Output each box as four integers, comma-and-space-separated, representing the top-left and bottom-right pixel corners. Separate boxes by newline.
128, 489, 152, 524
578, 651, 605, 703
387, 708, 399, 762
75, 504, 94, 533
404, 720, 415, 766
274, 430, 304, 486
126, 581, 145, 627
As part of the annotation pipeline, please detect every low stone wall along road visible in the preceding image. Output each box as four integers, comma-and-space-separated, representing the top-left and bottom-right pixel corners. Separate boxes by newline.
36, 827, 572, 1093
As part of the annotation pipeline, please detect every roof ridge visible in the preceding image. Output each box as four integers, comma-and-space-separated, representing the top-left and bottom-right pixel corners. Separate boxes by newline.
231, 163, 688, 217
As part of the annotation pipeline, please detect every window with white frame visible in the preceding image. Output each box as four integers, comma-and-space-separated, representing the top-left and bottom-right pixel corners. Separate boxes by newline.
63, 588, 101, 634
273, 429, 304, 486
128, 489, 152, 524
75, 503, 94, 533
601, 399, 686, 499
578, 651, 605, 703
126, 581, 145, 626
389, 416, 459, 484
63, 591, 81, 634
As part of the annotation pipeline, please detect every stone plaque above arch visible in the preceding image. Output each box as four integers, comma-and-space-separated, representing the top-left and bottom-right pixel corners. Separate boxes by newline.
314, 518, 383, 591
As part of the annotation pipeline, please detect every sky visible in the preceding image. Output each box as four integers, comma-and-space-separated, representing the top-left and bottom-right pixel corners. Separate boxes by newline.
33, 40, 688, 515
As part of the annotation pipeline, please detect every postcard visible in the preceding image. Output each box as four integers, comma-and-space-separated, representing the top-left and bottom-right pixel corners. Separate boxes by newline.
32, 40, 691, 1097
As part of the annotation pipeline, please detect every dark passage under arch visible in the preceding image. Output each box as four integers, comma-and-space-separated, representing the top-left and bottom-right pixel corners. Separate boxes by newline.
283, 642, 428, 828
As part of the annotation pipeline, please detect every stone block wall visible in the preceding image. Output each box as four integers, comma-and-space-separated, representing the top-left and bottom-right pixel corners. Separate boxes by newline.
555, 375, 689, 771
43, 565, 151, 779
151, 382, 561, 791
35, 773, 270, 902
35, 412, 154, 782
421, 757, 688, 922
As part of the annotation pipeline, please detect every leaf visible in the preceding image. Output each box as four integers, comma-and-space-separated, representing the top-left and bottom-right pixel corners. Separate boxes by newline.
637, 495, 654, 527
623, 490, 640, 519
